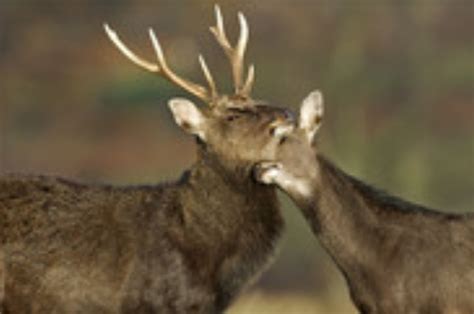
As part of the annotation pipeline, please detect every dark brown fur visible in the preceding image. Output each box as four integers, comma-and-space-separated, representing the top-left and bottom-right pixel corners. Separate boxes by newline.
305, 156, 474, 314
0, 102, 292, 313
254, 94, 474, 313
255, 129, 474, 314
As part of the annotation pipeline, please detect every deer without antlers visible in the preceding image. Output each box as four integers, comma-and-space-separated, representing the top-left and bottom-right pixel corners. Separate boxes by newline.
253, 91, 474, 314
0, 6, 295, 313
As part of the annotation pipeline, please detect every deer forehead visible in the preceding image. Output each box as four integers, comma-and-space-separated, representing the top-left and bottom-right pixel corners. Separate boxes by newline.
276, 132, 317, 162
208, 103, 292, 126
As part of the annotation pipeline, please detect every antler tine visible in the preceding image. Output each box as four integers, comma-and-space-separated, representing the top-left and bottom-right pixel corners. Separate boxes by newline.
236, 12, 249, 70
104, 24, 158, 72
198, 54, 218, 99
210, 5, 232, 51
148, 29, 209, 100
104, 23, 210, 102
210, 5, 254, 97
241, 64, 255, 96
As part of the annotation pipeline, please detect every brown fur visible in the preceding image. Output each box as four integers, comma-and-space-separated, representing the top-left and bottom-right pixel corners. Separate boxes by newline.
0, 101, 292, 313
307, 156, 474, 314
254, 125, 474, 314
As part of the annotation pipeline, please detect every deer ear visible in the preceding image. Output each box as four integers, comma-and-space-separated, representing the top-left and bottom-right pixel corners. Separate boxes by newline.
299, 90, 324, 143
168, 98, 207, 140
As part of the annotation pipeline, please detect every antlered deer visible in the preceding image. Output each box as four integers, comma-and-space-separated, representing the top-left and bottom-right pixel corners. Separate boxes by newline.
254, 91, 474, 314
0, 6, 296, 313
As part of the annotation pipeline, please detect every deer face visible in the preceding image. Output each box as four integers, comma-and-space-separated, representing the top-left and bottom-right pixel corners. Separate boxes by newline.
253, 91, 324, 197
104, 5, 296, 173
169, 97, 295, 170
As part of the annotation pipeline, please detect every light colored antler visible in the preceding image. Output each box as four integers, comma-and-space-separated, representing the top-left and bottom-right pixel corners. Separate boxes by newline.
198, 54, 218, 100
210, 5, 255, 98
104, 24, 217, 102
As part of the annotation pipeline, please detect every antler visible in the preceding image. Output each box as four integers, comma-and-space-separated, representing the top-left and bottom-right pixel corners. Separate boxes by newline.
104, 24, 217, 102
104, 6, 255, 103
210, 5, 255, 98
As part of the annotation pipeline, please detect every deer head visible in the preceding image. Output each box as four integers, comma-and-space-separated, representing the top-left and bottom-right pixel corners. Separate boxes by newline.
253, 90, 324, 197
104, 5, 295, 177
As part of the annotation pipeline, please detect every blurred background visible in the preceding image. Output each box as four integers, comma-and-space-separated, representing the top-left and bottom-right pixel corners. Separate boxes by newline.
1, 0, 472, 313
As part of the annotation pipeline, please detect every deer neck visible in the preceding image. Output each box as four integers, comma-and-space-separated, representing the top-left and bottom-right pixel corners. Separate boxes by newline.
179, 143, 281, 230
294, 155, 381, 276
174, 143, 283, 301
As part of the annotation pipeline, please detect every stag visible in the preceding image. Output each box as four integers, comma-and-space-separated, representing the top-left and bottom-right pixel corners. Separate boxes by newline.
254, 91, 474, 314
0, 6, 295, 313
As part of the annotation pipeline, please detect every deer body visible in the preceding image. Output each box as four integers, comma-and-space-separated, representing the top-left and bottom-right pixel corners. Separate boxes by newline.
0, 6, 296, 313
1, 146, 282, 313
255, 91, 474, 314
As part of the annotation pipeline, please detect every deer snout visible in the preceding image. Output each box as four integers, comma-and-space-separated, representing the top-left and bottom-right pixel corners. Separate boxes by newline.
253, 161, 282, 185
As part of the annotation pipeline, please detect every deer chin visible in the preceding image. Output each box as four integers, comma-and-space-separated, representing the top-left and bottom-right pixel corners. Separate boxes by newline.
253, 161, 314, 198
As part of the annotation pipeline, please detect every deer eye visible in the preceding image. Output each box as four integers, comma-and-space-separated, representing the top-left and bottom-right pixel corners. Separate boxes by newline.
226, 115, 240, 122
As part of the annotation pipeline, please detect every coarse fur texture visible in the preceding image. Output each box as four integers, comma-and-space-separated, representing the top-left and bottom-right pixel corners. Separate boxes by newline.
1, 6, 298, 311
254, 91, 474, 314
309, 156, 474, 314
0, 97, 297, 313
